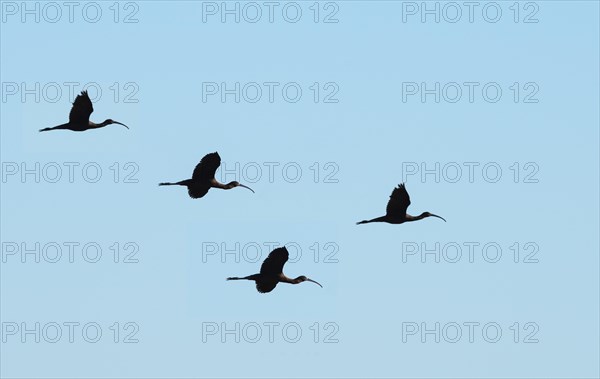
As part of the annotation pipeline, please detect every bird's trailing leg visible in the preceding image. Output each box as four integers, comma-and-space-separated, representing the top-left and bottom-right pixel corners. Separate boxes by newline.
39, 123, 69, 132
356, 216, 387, 225
158, 179, 193, 186
226, 274, 260, 281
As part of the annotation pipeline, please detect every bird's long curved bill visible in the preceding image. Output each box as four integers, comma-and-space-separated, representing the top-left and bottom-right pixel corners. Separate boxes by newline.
238, 184, 255, 193
307, 278, 323, 288
430, 213, 446, 222
113, 121, 129, 129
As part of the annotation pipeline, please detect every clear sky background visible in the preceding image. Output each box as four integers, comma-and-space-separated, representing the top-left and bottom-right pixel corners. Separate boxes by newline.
1, 1, 599, 378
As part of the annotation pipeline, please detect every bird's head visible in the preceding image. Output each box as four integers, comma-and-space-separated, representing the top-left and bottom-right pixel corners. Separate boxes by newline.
227, 181, 255, 193
104, 119, 129, 129
423, 212, 446, 222
295, 276, 323, 288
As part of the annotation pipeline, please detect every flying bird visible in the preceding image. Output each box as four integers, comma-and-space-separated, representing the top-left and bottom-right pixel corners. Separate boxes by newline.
159, 152, 254, 199
39, 90, 129, 132
227, 247, 323, 293
357, 183, 446, 225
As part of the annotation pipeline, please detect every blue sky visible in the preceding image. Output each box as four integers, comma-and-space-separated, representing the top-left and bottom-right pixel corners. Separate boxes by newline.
1, 1, 599, 378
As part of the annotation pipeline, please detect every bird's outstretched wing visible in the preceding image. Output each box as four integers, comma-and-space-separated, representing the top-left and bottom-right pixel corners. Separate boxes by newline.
69, 91, 93, 124
256, 280, 278, 293
187, 185, 210, 199
192, 152, 221, 181
386, 183, 411, 217
260, 247, 289, 275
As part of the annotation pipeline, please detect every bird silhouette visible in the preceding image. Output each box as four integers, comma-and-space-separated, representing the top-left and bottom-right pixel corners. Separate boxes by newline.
159, 152, 254, 199
39, 90, 129, 132
227, 247, 323, 293
357, 183, 446, 225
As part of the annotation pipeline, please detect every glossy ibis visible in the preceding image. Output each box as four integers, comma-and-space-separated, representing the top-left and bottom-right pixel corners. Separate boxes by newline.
159, 152, 254, 199
39, 90, 128, 132
227, 247, 322, 293
357, 183, 446, 225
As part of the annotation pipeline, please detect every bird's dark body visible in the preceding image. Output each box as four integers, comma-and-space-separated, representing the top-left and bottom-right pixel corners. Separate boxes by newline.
381, 217, 405, 225
47, 123, 95, 132
39, 91, 128, 132
159, 152, 254, 199
227, 247, 322, 293
357, 183, 446, 225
